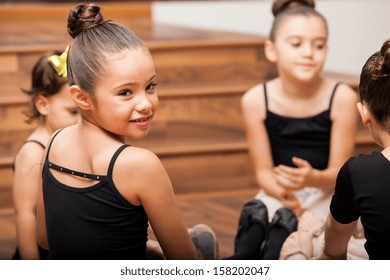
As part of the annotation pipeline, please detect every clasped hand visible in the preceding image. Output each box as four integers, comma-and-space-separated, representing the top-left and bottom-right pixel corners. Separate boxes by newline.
273, 156, 313, 191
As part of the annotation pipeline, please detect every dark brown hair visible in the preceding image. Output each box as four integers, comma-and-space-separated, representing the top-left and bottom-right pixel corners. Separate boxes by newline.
272, 0, 315, 16
269, 0, 327, 41
23, 51, 67, 124
359, 39, 390, 131
66, 3, 146, 95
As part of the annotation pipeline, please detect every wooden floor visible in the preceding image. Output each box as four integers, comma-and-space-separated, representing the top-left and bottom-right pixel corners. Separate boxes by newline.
0, 189, 257, 260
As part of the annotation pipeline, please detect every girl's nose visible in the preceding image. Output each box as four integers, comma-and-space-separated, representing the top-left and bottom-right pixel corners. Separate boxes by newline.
135, 95, 152, 112
303, 43, 314, 56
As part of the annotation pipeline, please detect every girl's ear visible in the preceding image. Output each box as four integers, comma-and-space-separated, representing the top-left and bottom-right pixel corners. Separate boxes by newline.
357, 102, 371, 127
264, 40, 277, 63
35, 95, 49, 116
69, 85, 92, 111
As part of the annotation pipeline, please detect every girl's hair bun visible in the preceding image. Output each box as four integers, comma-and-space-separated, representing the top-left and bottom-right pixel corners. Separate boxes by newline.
272, 0, 315, 16
366, 40, 390, 80
67, 3, 105, 39
380, 39, 390, 75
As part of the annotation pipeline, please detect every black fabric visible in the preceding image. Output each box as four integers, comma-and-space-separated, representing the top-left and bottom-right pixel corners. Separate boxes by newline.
330, 152, 390, 260
264, 83, 340, 170
42, 131, 148, 260
261, 208, 297, 260
224, 223, 266, 260
261, 226, 290, 260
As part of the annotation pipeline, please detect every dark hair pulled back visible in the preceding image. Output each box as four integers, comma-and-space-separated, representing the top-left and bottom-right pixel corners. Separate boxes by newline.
67, 4, 106, 39
23, 51, 67, 124
66, 3, 146, 94
269, 0, 327, 41
359, 39, 390, 131
272, 0, 315, 16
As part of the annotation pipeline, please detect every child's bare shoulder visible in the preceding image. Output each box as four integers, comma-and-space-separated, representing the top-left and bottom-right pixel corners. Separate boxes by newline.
14, 141, 45, 168
242, 83, 265, 108
114, 146, 163, 175
332, 82, 359, 106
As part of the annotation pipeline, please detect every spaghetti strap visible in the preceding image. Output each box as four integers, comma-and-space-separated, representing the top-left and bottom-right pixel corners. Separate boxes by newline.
24, 140, 45, 149
12, 139, 46, 171
329, 82, 341, 109
45, 129, 63, 161
263, 83, 269, 110
107, 144, 131, 178
47, 161, 106, 181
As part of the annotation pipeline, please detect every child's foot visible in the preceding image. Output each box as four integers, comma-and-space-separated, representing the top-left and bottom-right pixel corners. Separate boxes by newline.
189, 223, 219, 260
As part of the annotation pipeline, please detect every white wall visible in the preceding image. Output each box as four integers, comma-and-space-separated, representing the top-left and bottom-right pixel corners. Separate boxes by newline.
152, 0, 390, 75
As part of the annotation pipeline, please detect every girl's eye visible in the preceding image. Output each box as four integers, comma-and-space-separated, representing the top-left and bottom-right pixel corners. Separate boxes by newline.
119, 89, 133, 97
146, 83, 158, 92
68, 108, 79, 115
291, 41, 301, 47
315, 43, 325, 50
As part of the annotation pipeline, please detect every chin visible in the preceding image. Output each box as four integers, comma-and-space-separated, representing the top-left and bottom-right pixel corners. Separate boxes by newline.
296, 71, 317, 79
128, 130, 151, 140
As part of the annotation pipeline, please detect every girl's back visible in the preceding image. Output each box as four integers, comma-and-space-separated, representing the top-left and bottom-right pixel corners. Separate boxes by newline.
43, 128, 149, 260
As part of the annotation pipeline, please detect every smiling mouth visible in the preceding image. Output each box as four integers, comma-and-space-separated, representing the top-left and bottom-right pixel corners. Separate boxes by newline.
129, 116, 152, 123
298, 63, 315, 67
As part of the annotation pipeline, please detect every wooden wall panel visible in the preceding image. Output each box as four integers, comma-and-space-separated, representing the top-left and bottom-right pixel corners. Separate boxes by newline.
161, 151, 257, 195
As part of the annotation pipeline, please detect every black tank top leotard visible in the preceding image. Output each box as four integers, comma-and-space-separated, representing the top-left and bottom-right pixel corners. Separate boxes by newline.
42, 130, 148, 260
12, 140, 49, 260
264, 82, 340, 170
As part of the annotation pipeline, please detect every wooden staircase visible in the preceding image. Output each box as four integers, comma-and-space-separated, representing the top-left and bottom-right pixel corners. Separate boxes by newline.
0, 2, 379, 205
0, 1, 381, 260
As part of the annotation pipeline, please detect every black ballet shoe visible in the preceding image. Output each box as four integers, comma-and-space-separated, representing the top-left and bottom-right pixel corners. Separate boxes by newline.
189, 224, 219, 260
260, 207, 298, 259
234, 199, 269, 254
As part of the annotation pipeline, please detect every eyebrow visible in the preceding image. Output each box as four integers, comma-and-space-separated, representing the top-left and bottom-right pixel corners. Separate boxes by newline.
287, 35, 327, 41
114, 74, 156, 89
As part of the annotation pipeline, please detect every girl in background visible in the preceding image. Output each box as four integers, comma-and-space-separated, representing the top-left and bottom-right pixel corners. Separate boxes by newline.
235, 0, 358, 259
13, 49, 80, 259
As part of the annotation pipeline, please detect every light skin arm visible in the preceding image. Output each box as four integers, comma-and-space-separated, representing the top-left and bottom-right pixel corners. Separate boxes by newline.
273, 84, 358, 191
115, 148, 198, 260
241, 85, 302, 214
36, 145, 49, 251
317, 214, 357, 260
12, 145, 45, 259
36, 174, 48, 250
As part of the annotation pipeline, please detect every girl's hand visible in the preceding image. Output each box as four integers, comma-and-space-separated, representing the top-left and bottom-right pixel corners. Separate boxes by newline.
280, 191, 306, 217
274, 157, 313, 191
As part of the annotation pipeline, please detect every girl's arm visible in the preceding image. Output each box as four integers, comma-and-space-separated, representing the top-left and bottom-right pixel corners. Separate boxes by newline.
274, 83, 359, 191
317, 214, 357, 259
12, 145, 44, 259
241, 84, 301, 212
36, 150, 49, 251
116, 148, 198, 260
321, 84, 358, 188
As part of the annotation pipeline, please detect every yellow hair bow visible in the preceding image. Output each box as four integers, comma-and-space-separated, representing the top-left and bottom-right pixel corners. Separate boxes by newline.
48, 46, 69, 77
